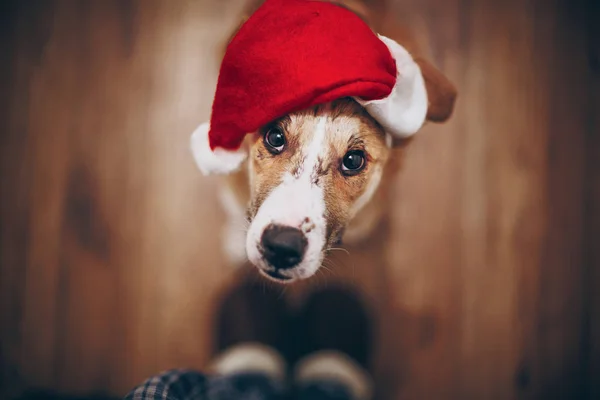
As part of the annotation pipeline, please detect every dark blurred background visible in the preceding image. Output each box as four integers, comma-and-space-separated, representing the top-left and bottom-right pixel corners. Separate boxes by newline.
1, 0, 599, 399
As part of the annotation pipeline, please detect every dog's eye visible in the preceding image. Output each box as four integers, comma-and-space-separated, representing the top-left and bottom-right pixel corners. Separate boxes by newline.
341, 150, 366, 175
264, 127, 286, 154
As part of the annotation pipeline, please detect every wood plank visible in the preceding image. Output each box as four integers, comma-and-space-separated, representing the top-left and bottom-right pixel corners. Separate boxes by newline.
585, 0, 600, 398
0, 2, 35, 395
1, 1, 78, 389
533, 1, 589, 397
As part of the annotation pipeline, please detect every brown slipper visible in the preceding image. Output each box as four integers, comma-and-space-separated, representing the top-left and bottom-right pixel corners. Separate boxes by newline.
210, 274, 291, 379
292, 285, 374, 400
295, 285, 373, 367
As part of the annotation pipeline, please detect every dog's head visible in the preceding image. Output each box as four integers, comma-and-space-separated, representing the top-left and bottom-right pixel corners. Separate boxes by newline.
244, 98, 389, 282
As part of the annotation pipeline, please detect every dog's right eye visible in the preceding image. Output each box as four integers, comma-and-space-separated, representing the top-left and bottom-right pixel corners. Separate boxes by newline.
341, 150, 366, 176
264, 127, 286, 154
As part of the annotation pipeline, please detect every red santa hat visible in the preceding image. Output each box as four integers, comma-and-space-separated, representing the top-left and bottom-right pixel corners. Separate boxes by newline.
191, 0, 428, 175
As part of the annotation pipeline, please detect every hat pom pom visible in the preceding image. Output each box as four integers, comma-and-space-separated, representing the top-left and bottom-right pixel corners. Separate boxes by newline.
354, 35, 428, 138
190, 122, 247, 175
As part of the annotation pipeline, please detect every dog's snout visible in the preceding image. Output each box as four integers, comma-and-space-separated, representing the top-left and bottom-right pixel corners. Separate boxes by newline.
260, 224, 308, 269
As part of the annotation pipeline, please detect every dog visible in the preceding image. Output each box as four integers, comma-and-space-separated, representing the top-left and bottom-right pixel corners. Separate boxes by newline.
199, 0, 457, 283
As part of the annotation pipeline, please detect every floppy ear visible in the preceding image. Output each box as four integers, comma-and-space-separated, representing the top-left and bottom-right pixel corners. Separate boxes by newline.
354, 34, 457, 148
353, 34, 429, 139
414, 57, 457, 123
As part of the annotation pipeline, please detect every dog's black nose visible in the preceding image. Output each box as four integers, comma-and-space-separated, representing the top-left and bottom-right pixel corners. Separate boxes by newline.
261, 224, 308, 269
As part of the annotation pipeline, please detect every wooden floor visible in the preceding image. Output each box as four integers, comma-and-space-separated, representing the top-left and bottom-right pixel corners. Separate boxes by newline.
1, 0, 598, 399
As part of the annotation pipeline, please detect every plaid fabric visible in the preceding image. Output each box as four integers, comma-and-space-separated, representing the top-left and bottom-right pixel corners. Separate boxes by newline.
124, 369, 207, 400
123, 369, 288, 400
124, 369, 353, 400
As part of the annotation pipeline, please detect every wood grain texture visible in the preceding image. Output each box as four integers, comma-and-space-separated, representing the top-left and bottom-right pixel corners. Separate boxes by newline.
0, 0, 596, 399
0, 0, 250, 395
585, 0, 600, 399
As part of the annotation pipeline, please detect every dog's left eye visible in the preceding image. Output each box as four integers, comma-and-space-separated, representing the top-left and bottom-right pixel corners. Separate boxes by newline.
341, 150, 366, 175
264, 127, 286, 154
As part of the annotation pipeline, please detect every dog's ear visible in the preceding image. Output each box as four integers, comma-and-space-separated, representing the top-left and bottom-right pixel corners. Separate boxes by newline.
386, 57, 457, 148
414, 57, 457, 123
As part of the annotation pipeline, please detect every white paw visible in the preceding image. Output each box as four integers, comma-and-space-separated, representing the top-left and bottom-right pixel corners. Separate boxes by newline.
222, 222, 248, 267
218, 185, 249, 267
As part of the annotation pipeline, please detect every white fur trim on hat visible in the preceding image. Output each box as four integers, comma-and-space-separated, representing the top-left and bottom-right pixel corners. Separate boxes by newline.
294, 350, 373, 400
354, 34, 428, 138
190, 122, 248, 175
